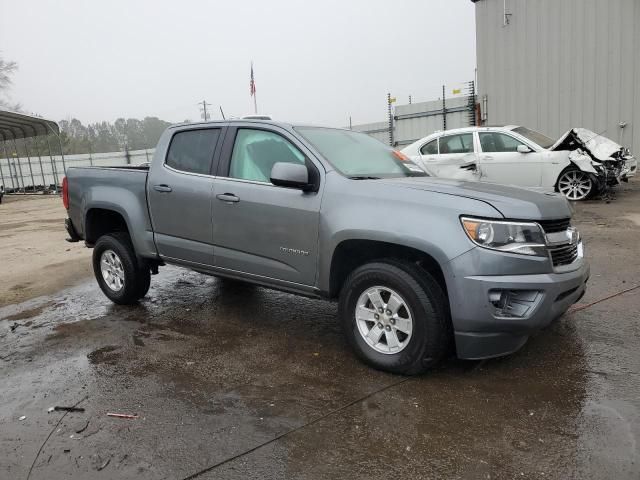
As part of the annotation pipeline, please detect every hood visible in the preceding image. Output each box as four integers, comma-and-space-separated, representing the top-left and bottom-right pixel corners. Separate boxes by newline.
551, 128, 626, 161
378, 177, 572, 220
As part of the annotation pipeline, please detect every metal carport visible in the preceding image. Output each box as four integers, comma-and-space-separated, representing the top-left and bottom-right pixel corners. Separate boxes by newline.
0, 109, 65, 194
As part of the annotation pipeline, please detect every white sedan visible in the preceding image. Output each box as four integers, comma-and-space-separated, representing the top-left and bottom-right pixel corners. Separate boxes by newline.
401, 126, 636, 201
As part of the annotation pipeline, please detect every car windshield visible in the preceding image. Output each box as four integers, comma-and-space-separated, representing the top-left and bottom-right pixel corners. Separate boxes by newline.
511, 126, 555, 149
295, 127, 427, 178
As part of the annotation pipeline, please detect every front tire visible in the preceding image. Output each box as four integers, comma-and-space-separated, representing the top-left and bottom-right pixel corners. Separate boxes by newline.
338, 260, 450, 375
557, 167, 595, 201
93, 233, 151, 305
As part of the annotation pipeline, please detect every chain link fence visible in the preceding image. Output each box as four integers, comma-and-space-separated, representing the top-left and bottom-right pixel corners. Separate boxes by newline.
0, 145, 153, 194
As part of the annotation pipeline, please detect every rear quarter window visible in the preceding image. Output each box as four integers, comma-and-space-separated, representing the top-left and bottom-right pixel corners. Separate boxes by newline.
420, 139, 438, 155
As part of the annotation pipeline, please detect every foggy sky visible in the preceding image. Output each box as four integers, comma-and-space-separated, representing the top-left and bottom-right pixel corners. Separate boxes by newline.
0, 0, 476, 127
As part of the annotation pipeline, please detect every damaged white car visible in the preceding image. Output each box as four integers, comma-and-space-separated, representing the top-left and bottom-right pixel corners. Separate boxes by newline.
401, 126, 637, 201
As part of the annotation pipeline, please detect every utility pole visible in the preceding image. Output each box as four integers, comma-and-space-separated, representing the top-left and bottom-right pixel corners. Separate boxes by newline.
198, 100, 212, 121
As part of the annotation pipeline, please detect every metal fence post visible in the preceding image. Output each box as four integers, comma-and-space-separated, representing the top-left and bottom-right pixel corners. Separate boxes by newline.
12, 140, 26, 192
19, 138, 37, 191
57, 135, 67, 174
2, 141, 16, 191
387, 93, 394, 147
442, 85, 447, 131
12, 161, 24, 192
0, 150, 6, 190
46, 135, 60, 190
32, 138, 47, 190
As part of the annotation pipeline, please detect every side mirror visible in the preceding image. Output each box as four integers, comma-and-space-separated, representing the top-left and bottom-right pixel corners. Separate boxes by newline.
517, 144, 532, 153
270, 162, 311, 190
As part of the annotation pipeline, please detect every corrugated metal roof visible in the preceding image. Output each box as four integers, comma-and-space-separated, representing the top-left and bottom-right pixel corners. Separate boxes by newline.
0, 110, 59, 141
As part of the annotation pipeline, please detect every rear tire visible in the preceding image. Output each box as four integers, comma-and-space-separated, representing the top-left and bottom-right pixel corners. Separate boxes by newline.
338, 260, 450, 375
93, 233, 151, 305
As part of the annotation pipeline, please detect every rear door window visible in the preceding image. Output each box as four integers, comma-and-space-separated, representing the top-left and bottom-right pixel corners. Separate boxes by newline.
166, 129, 221, 175
438, 134, 474, 154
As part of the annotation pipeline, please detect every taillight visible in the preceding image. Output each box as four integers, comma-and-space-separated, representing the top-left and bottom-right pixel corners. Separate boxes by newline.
62, 176, 69, 209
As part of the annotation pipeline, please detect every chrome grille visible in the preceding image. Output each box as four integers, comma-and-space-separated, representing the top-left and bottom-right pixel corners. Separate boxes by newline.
537, 218, 571, 234
549, 243, 579, 266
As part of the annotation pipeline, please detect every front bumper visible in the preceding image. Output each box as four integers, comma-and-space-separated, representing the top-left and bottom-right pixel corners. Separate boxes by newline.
446, 248, 590, 360
621, 156, 637, 180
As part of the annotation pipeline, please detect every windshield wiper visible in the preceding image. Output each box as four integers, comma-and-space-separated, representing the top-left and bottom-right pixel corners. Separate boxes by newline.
347, 176, 381, 180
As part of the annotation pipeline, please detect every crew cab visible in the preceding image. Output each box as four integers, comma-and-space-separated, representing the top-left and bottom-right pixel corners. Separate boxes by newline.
63, 120, 589, 374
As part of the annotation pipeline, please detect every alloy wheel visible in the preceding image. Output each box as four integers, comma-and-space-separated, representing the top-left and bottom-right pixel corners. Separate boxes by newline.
355, 286, 413, 354
558, 170, 593, 201
100, 249, 125, 292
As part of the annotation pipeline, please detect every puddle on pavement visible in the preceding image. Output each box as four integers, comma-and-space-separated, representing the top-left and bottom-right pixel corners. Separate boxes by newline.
2, 264, 637, 478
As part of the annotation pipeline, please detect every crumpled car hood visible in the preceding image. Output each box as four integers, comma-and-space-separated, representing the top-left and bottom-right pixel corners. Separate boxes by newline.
550, 128, 626, 161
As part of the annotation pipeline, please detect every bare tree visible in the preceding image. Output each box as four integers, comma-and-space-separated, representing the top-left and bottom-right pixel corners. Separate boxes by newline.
0, 54, 21, 111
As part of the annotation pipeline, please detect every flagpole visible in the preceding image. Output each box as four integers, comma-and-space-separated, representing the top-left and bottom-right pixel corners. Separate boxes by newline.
251, 61, 258, 114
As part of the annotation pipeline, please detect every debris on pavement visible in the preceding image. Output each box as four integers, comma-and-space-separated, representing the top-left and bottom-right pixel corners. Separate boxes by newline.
97, 457, 111, 471
75, 419, 90, 434
107, 413, 138, 419
19, 415, 26, 421
90, 453, 112, 471
48, 406, 86, 413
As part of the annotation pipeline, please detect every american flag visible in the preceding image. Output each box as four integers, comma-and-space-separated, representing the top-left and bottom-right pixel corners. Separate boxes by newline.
250, 63, 256, 96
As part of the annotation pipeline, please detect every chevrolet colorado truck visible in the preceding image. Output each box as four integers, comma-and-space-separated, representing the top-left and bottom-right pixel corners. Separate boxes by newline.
63, 120, 589, 374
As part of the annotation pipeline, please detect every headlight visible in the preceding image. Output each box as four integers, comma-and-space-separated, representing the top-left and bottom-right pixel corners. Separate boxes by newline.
461, 217, 547, 256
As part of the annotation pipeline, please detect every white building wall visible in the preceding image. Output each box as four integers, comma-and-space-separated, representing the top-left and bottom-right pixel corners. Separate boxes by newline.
475, 0, 640, 154
350, 121, 389, 145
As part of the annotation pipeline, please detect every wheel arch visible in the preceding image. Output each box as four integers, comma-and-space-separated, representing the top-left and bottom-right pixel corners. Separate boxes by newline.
85, 207, 131, 245
327, 239, 449, 300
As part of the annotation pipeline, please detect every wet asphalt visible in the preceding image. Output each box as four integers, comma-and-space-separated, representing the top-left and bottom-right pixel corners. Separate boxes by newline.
1, 184, 639, 479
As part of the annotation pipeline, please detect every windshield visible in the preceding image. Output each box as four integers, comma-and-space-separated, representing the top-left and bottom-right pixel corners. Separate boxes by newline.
511, 126, 555, 149
295, 127, 427, 178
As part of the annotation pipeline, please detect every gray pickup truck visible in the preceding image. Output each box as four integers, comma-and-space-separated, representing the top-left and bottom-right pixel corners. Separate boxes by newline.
64, 120, 589, 374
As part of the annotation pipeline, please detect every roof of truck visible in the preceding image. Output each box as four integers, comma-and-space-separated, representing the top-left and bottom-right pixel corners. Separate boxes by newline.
170, 119, 347, 131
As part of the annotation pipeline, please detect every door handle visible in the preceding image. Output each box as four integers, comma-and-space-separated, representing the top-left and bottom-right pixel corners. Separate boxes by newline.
482, 156, 494, 161
216, 193, 239, 203
153, 184, 172, 192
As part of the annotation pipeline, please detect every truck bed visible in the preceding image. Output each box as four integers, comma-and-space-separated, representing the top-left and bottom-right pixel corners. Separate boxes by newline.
65, 165, 157, 258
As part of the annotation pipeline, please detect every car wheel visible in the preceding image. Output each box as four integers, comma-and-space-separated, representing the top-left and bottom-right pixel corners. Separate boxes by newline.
93, 233, 151, 305
557, 168, 594, 201
338, 260, 450, 375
